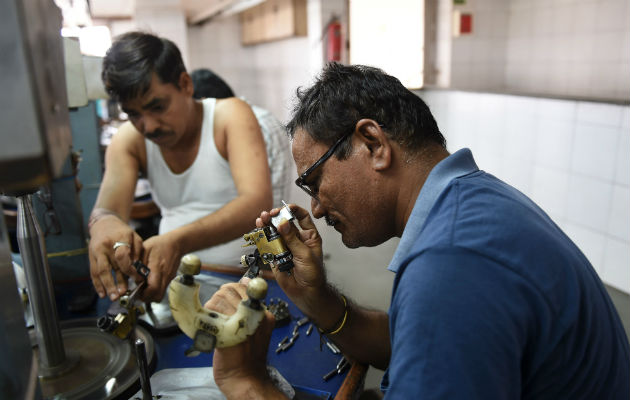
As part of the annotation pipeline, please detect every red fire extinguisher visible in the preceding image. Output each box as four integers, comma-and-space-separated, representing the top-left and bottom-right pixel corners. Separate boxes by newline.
325, 19, 342, 62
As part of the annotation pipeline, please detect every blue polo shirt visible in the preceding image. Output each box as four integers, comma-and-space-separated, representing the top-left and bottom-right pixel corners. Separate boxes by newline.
381, 149, 629, 399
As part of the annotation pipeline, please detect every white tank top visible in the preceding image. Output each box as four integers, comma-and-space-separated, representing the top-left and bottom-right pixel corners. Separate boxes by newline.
146, 98, 243, 266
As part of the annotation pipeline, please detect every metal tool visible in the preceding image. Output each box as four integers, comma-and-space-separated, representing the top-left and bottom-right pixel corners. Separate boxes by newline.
323, 356, 349, 381
121, 280, 146, 309
134, 338, 153, 400
276, 316, 311, 354
168, 254, 269, 356
267, 298, 291, 326
326, 340, 341, 354
241, 201, 296, 275
270, 200, 297, 229
97, 260, 150, 340
120, 260, 151, 307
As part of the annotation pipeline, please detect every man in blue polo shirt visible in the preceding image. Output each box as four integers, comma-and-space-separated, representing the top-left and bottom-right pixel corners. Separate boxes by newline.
205, 63, 629, 399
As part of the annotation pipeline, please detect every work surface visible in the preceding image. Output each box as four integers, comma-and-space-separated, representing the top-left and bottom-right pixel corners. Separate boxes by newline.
151, 272, 349, 398
58, 271, 352, 399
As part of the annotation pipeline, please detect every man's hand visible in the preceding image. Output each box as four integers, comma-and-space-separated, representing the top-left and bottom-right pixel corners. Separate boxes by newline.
88, 213, 143, 300
140, 232, 183, 302
258, 206, 392, 370
204, 283, 284, 399
256, 204, 328, 316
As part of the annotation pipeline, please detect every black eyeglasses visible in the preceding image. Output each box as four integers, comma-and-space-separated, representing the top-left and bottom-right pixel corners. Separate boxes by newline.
295, 131, 354, 199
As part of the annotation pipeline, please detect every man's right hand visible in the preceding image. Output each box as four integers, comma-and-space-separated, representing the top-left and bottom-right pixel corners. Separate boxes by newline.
257, 205, 391, 369
256, 204, 343, 330
88, 213, 143, 300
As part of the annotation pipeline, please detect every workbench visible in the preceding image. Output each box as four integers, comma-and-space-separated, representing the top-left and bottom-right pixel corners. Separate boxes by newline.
55, 268, 366, 399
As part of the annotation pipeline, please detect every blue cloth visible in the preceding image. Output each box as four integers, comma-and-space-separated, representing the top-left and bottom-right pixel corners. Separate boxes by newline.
381, 149, 630, 399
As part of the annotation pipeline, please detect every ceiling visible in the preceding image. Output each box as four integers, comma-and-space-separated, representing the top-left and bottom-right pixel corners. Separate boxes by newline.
89, 0, 264, 24
89, 0, 135, 19
181, 0, 236, 23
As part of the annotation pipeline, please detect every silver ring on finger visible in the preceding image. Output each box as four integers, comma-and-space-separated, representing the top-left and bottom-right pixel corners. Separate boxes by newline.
113, 241, 131, 251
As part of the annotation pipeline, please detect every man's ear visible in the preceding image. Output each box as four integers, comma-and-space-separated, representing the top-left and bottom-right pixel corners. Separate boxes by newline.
354, 118, 392, 171
179, 72, 194, 96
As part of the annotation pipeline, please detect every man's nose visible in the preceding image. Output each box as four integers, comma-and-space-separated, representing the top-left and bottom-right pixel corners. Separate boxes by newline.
311, 197, 324, 219
143, 116, 159, 135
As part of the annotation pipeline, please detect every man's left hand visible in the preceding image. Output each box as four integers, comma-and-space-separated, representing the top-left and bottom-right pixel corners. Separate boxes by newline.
140, 233, 182, 302
204, 282, 285, 399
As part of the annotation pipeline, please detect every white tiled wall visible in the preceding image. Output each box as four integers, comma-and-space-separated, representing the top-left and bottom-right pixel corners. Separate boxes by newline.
187, 0, 345, 123
450, 0, 509, 92
435, 0, 452, 87
187, 14, 312, 123
450, 0, 630, 102
420, 89, 630, 293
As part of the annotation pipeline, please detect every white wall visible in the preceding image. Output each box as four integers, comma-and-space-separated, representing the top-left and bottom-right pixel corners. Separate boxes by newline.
187, 0, 347, 122
434, 0, 453, 87
450, 0, 509, 92
421, 89, 630, 294
449, 0, 630, 102
505, 0, 629, 101
188, 14, 312, 122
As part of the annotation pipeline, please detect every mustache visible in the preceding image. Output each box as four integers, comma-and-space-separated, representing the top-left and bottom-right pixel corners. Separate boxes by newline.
144, 129, 172, 139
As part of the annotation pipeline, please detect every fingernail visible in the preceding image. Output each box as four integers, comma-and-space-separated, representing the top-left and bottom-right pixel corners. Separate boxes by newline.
118, 287, 125, 294
109, 293, 117, 301
98, 291, 105, 298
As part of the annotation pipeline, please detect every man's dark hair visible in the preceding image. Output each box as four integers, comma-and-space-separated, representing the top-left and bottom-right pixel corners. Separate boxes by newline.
102, 31, 187, 103
190, 68, 235, 99
287, 63, 446, 158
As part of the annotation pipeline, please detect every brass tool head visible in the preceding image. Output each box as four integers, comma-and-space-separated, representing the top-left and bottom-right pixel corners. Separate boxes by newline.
246, 277, 268, 301
180, 254, 201, 275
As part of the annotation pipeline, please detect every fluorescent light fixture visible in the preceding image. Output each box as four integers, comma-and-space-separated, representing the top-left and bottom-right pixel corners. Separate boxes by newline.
62, 25, 112, 57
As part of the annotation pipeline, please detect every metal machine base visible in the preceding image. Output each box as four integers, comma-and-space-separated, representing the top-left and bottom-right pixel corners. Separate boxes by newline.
32, 318, 155, 400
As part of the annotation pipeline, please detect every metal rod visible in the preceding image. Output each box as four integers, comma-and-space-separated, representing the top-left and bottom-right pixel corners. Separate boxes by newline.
134, 338, 153, 400
120, 280, 146, 308
17, 194, 66, 370
0, 203, 39, 400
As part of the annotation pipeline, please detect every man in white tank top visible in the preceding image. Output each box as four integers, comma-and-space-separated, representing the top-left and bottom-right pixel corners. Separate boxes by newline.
88, 32, 273, 303
190, 68, 292, 207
